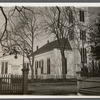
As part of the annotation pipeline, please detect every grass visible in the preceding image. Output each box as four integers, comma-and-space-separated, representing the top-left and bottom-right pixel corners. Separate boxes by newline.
28, 81, 77, 95
28, 78, 77, 83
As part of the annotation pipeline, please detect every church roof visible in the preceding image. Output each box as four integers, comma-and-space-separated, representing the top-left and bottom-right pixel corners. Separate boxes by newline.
33, 38, 72, 56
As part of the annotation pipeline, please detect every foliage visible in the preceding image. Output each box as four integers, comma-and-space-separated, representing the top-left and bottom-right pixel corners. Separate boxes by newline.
89, 14, 100, 60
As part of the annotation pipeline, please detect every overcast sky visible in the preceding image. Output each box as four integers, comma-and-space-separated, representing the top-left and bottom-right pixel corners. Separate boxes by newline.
0, 7, 100, 53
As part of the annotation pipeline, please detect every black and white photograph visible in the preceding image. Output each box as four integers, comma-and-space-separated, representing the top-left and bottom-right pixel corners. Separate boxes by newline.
0, 4, 99, 96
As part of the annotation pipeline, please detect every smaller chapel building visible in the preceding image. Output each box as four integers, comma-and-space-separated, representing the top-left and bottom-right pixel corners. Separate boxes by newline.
33, 39, 80, 79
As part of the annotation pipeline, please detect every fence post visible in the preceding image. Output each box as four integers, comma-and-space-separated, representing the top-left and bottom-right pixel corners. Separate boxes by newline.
22, 68, 29, 95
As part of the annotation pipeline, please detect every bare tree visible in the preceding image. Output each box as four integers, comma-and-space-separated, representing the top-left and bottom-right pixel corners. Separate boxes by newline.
0, 7, 8, 45
1, 7, 42, 79
0, 6, 91, 80
39, 7, 75, 79
40, 7, 89, 79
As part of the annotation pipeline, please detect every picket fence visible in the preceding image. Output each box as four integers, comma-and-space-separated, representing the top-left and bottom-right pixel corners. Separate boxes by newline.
0, 74, 23, 94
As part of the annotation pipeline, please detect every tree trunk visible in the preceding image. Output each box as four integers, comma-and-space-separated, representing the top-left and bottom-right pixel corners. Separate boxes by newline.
61, 50, 66, 80
31, 56, 34, 80
31, 67, 34, 80
28, 56, 34, 81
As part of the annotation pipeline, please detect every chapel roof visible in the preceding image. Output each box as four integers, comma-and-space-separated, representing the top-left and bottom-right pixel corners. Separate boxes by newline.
33, 38, 72, 56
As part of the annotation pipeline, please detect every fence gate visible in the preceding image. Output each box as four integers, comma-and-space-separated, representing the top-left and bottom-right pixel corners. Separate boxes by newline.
0, 74, 23, 95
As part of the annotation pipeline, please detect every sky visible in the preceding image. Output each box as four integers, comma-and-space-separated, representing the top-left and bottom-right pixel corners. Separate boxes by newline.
88, 7, 100, 23
0, 7, 13, 54
0, 7, 100, 55
34, 7, 100, 51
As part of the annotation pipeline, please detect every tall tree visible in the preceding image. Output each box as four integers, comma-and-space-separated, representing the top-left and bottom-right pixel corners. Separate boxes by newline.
1, 7, 42, 79
89, 14, 100, 60
0, 7, 8, 44
88, 14, 100, 76
40, 7, 81, 79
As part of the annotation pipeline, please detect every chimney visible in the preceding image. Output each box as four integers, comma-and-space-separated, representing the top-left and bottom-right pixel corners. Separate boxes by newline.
47, 40, 49, 43
36, 46, 39, 50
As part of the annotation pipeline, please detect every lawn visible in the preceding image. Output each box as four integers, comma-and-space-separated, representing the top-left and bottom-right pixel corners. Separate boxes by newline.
28, 81, 77, 95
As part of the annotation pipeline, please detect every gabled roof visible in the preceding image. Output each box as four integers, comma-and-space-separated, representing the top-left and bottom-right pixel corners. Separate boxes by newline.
33, 38, 72, 56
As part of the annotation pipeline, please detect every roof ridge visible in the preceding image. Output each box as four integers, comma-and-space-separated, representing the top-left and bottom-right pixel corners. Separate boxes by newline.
33, 38, 72, 56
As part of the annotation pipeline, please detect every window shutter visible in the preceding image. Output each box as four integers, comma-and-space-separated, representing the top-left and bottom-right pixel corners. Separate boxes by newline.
82, 11, 85, 22
79, 10, 81, 21
83, 31, 86, 41
5, 62, 8, 74
81, 48, 87, 63
35, 61, 37, 75
84, 48, 87, 63
65, 58, 67, 74
41, 60, 43, 74
35, 61, 37, 68
39, 61, 41, 68
81, 48, 84, 63
79, 10, 85, 22
1, 62, 4, 74
69, 10, 73, 23
80, 30, 83, 40
37, 61, 38, 68
80, 30, 86, 41
47, 59, 50, 74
